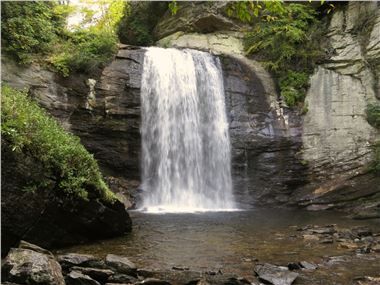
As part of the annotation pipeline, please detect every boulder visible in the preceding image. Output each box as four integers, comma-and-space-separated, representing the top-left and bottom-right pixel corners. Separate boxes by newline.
106, 254, 137, 276
108, 273, 138, 283
58, 253, 104, 269
1, 141, 132, 256
65, 270, 101, 285
299, 261, 318, 270
137, 278, 172, 285
254, 263, 298, 285
154, 2, 244, 40
70, 266, 114, 283
2, 248, 65, 285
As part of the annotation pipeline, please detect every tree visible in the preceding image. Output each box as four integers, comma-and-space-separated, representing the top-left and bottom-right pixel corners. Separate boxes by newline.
1, 1, 64, 63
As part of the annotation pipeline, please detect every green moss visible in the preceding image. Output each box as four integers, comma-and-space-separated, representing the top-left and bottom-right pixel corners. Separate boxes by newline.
1, 85, 116, 203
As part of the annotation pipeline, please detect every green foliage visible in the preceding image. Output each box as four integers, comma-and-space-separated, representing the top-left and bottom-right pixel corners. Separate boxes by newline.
1, 1, 64, 63
244, 3, 319, 72
79, 0, 126, 32
2, 1, 120, 75
1, 85, 116, 203
168, 0, 178, 16
279, 71, 310, 107
366, 103, 380, 129
50, 30, 118, 76
117, 2, 169, 46
236, 2, 324, 109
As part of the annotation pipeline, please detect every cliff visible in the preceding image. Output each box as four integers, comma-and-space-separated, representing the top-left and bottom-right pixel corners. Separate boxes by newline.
2, 2, 379, 218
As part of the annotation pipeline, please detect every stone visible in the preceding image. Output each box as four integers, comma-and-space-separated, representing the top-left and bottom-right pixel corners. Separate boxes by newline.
287, 263, 302, 271
2, 248, 65, 285
172, 266, 190, 271
58, 253, 104, 269
137, 268, 157, 278
299, 261, 318, 270
70, 266, 114, 283
106, 254, 137, 276
137, 278, 171, 285
154, 2, 244, 40
65, 270, 101, 285
338, 242, 359, 250
18, 240, 54, 257
108, 273, 138, 283
371, 244, 380, 252
302, 234, 320, 241
254, 263, 298, 285
352, 227, 373, 237
309, 226, 336, 235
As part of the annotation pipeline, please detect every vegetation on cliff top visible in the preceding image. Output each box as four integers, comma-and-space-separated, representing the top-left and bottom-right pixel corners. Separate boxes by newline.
1, 85, 116, 202
227, 1, 329, 109
1, 1, 123, 76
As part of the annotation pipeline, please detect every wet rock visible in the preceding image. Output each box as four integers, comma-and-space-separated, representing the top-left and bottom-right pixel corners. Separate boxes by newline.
2, 248, 65, 285
371, 244, 380, 252
137, 278, 171, 285
172, 266, 190, 271
70, 266, 114, 283
354, 276, 380, 285
18, 240, 55, 257
287, 263, 302, 271
137, 268, 157, 278
299, 261, 318, 270
254, 263, 298, 285
309, 226, 336, 235
58, 253, 104, 269
108, 273, 138, 283
338, 242, 359, 250
106, 254, 137, 276
356, 246, 371, 254
319, 236, 334, 244
302, 234, 320, 241
65, 270, 101, 285
223, 277, 252, 284
352, 227, 372, 238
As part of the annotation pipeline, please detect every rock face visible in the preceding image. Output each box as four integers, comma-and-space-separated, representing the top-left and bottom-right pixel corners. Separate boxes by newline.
2, 3, 379, 212
154, 2, 244, 40
1, 141, 132, 255
296, 2, 380, 211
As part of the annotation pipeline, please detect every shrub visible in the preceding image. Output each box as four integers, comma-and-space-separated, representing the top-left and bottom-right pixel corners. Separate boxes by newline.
366, 103, 380, 129
1, 2, 63, 63
1, 85, 116, 202
50, 30, 118, 76
117, 1, 168, 46
239, 3, 325, 109
279, 71, 310, 107
372, 140, 380, 173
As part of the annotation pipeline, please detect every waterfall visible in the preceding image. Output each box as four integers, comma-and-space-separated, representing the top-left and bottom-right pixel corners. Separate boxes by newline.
140, 47, 237, 213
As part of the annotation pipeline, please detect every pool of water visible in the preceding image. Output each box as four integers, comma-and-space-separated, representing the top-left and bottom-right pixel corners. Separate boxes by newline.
59, 209, 380, 284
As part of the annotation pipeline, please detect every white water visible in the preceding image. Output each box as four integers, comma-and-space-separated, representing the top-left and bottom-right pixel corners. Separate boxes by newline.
140, 47, 237, 213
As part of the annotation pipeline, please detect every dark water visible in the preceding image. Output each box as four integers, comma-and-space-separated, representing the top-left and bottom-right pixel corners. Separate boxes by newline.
60, 209, 380, 284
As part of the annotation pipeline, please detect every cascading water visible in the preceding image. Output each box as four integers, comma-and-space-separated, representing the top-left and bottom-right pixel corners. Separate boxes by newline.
140, 47, 237, 213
